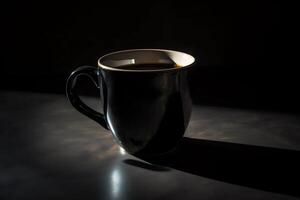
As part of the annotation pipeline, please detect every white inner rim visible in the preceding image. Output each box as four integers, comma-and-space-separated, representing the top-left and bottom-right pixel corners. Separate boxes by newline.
98, 49, 195, 72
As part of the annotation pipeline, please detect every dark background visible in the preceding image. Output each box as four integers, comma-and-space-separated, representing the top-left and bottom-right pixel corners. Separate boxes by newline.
1, 1, 299, 113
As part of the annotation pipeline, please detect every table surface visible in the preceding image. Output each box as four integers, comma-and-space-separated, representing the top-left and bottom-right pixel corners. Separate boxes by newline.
1, 91, 300, 200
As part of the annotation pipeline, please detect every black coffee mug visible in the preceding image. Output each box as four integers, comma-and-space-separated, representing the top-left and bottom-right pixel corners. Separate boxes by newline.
66, 49, 195, 156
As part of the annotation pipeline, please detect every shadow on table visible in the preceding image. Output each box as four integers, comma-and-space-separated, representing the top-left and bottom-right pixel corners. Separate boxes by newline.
128, 137, 300, 197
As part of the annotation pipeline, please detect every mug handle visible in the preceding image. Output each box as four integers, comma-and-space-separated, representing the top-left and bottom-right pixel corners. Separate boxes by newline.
66, 66, 109, 130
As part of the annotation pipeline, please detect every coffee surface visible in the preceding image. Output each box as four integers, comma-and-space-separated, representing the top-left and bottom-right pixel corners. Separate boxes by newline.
116, 63, 179, 70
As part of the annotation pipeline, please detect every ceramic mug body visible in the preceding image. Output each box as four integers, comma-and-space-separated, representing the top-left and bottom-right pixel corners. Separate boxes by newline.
66, 49, 195, 156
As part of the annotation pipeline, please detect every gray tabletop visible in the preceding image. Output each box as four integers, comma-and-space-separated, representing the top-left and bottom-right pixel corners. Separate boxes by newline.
1, 91, 299, 200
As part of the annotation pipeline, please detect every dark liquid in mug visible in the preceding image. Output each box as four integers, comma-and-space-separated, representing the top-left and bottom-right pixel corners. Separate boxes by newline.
117, 63, 179, 70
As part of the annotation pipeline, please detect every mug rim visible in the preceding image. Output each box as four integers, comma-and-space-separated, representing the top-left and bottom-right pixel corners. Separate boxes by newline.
97, 49, 195, 72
